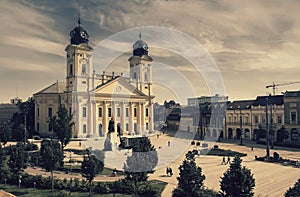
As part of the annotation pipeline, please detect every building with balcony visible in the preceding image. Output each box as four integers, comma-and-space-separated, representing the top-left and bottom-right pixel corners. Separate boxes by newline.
225, 100, 254, 140
283, 91, 300, 142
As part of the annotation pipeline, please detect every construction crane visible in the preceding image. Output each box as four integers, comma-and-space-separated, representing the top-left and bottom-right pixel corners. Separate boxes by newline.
266, 81, 300, 95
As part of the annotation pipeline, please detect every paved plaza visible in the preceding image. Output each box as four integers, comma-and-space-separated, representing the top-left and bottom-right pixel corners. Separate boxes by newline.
22, 131, 300, 197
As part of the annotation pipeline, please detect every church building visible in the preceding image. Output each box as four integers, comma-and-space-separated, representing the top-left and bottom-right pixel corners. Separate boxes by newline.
33, 19, 154, 138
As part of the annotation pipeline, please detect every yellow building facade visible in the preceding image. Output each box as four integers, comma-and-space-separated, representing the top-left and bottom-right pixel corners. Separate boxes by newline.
34, 20, 154, 137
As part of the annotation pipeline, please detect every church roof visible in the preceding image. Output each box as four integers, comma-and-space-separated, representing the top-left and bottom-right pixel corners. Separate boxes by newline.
34, 81, 66, 95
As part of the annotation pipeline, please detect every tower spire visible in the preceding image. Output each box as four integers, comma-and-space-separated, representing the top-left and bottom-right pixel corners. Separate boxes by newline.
78, 12, 81, 26
139, 28, 142, 40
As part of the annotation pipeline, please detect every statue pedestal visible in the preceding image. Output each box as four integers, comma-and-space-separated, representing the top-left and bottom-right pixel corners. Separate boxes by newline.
104, 132, 120, 151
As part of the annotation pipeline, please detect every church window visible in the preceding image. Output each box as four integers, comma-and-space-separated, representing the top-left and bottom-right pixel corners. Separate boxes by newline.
37, 123, 39, 132
48, 107, 52, 118
82, 64, 86, 74
69, 107, 72, 115
126, 108, 129, 117
134, 108, 137, 117
146, 123, 149, 130
134, 72, 137, 79
117, 108, 121, 117
144, 72, 148, 82
83, 107, 86, 117
83, 124, 86, 133
70, 64, 73, 75
48, 123, 52, 131
108, 107, 112, 117
37, 108, 40, 117
98, 108, 102, 117
146, 108, 149, 117
99, 124, 103, 136
126, 123, 129, 131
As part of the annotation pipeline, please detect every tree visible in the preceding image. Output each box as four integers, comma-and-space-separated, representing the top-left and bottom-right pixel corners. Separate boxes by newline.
81, 151, 104, 196
7, 142, 28, 188
40, 139, 63, 192
10, 98, 35, 140
285, 179, 300, 197
220, 156, 255, 197
51, 104, 74, 154
0, 144, 10, 181
123, 137, 158, 196
124, 137, 158, 182
173, 150, 206, 197
0, 122, 11, 146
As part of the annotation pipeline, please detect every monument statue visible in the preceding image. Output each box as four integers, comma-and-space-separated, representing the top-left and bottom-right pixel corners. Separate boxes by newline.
104, 118, 120, 151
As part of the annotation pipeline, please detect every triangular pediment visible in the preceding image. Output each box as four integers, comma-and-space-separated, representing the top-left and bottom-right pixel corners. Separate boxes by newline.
92, 77, 148, 98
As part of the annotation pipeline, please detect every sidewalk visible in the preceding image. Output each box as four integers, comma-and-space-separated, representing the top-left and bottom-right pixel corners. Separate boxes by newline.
24, 167, 123, 182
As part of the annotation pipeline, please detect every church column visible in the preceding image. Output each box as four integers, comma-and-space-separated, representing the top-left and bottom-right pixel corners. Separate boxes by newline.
93, 101, 98, 137
102, 101, 107, 136
121, 102, 125, 135
141, 103, 145, 134
149, 102, 154, 133
129, 102, 133, 134
137, 103, 141, 134
87, 100, 92, 137
112, 101, 116, 131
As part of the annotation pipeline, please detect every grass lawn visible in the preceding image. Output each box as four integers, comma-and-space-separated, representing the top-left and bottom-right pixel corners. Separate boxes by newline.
0, 184, 133, 197
199, 148, 247, 157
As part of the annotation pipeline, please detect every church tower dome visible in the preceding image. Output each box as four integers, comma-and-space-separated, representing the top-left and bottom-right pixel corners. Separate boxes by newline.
69, 17, 89, 45
132, 32, 149, 56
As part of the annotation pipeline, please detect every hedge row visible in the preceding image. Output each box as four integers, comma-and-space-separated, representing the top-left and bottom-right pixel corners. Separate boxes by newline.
0, 173, 163, 196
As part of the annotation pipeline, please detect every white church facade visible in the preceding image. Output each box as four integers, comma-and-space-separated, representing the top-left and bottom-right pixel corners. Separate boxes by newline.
33, 19, 154, 138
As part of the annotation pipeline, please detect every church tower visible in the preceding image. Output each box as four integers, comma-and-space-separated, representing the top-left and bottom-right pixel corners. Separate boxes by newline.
128, 33, 153, 96
65, 18, 93, 93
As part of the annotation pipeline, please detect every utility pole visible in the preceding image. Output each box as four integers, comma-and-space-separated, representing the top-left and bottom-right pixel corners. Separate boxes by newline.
24, 114, 27, 148
269, 99, 274, 149
265, 98, 270, 159
239, 106, 243, 145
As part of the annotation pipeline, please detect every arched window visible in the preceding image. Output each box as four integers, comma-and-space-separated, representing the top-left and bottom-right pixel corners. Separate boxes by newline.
133, 72, 137, 79
144, 72, 148, 82
82, 64, 86, 74
70, 64, 73, 75
99, 124, 103, 136
83, 124, 87, 133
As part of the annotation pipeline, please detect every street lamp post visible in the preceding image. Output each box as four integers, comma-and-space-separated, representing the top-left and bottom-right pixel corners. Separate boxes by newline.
266, 98, 270, 159
239, 106, 243, 146
24, 113, 27, 148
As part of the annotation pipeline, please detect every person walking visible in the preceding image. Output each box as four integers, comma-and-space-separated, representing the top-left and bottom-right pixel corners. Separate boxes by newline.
221, 156, 226, 165
169, 167, 173, 176
227, 155, 231, 164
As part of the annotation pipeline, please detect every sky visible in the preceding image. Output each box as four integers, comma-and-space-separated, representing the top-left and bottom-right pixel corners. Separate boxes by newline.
1, 0, 300, 104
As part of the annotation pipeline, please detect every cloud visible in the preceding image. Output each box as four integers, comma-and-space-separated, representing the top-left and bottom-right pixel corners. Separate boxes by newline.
1, 0, 300, 103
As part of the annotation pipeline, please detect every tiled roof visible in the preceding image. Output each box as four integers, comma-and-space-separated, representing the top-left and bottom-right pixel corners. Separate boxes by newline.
252, 95, 283, 106
284, 90, 300, 97
34, 81, 66, 94
227, 100, 255, 110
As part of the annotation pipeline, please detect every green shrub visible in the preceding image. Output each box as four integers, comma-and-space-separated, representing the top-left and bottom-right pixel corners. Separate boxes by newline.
138, 182, 160, 197
25, 143, 38, 151
94, 182, 110, 194
111, 179, 134, 194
